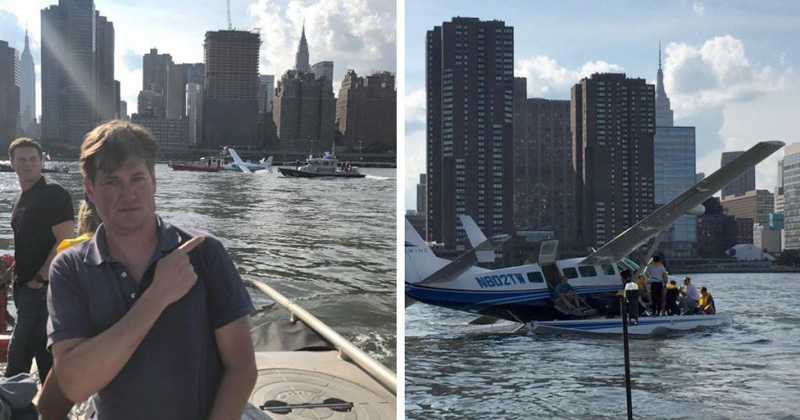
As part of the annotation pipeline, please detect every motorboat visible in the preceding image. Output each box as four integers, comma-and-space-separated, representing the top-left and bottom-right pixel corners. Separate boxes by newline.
279, 152, 366, 178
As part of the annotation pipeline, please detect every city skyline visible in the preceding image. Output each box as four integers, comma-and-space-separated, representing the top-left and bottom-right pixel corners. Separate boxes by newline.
405, 1, 800, 209
0, 0, 396, 121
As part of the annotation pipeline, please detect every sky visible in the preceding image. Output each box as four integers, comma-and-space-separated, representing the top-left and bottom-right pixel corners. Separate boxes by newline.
404, 0, 800, 210
0, 0, 396, 119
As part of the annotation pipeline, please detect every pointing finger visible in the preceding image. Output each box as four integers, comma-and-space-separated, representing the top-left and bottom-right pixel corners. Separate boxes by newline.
175, 236, 205, 254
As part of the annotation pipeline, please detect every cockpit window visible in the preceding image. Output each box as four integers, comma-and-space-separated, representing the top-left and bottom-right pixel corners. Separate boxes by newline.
601, 264, 616, 275
527, 272, 544, 283
562, 267, 579, 279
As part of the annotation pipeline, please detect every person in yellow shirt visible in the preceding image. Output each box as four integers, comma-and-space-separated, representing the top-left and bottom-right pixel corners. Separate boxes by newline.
697, 287, 716, 315
56, 200, 100, 253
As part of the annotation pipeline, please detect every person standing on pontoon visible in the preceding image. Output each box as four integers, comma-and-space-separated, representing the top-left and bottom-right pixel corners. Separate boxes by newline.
646, 255, 668, 316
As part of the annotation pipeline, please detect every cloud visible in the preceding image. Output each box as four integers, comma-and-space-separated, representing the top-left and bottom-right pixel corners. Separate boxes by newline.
664, 35, 794, 191
693, 1, 705, 16
122, 49, 142, 72
248, 0, 395, 88
515, 56, 624, 99
405, 88, 425, 133
665, 36, 787, 118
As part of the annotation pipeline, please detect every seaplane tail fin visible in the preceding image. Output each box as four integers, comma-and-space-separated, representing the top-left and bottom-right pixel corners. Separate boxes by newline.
581, 140, 784, 265
405, 219, 443, 284
420, 233, 510, 285
459, 215, 495, 263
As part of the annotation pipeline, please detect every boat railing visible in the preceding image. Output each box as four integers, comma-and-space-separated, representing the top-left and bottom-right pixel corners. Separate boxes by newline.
245, 279, 397, 395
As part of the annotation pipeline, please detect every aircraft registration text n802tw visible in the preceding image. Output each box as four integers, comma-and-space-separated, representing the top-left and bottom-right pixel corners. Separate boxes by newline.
475, 273, 527, 289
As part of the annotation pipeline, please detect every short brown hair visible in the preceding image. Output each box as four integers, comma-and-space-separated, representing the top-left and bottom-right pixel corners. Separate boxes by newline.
9, 137, 42, 160
80, 120, 157, 182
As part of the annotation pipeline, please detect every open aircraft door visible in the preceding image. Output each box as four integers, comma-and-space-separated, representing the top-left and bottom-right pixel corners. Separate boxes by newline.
538, 240, 561, 292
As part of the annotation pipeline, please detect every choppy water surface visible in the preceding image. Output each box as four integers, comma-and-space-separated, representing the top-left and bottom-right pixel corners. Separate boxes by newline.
406, 273, 800, 419
0, 163, 396, 370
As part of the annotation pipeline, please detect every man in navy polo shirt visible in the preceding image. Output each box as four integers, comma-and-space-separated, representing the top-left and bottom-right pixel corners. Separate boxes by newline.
46, 121, 257, 419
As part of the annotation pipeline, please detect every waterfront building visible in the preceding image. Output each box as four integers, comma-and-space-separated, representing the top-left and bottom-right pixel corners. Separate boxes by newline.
572, 73, 656, 250
258, 75, 275, 113
273, 70, 335, 153
131, 114, 189, 151
512, 77, 578, 255
417, 174, 427, 215
696, 197, 737, 257
754, 223, 782, 253
273, 27, 335, 154
119, 100, 128, 120
143, 48, 172, 96
783, 142, 800, 250
426, 17, 515, 251
19, 30, 35, 134
653, 48, 696, 258
137, 89, 165, 118
95, 13, 115, 124
0, 40, 19, 146
41, 0, 115, 147
335, 70, 396, 153
203, 30, 260, 148
186, 82, 203, 146
735, 218, 754, 245
721, 151, 756, 198
114, 80, 121, 119
721, 189, 774, 225
165, 63, 204, 120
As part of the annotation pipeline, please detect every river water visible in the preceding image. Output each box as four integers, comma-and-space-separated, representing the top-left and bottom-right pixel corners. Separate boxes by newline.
406, 273, 800, 419
0, 163, 397, 370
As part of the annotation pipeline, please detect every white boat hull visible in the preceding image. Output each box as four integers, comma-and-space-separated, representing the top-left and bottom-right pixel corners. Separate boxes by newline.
529, 314, 733, 336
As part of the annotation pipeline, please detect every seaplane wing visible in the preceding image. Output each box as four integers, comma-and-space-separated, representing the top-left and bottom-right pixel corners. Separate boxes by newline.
581, 140, 784, 265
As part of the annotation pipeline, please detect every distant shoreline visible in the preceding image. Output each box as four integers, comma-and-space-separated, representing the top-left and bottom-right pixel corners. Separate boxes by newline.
670, 267, 800, 274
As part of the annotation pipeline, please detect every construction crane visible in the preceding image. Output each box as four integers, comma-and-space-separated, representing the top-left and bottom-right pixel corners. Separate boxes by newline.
226, 0, 232, 30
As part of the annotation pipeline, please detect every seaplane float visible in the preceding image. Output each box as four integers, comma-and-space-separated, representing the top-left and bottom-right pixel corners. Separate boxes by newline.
278, 151, 365, 178
169, 148, 273, 174
406, 141, 785, 336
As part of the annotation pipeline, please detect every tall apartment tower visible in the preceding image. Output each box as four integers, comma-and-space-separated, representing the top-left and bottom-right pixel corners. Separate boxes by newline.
721, 151, 756, 198
783, 142, 800, 250
41, 0, 115, 147
336, 70, 396, 153
512, 78, 577, 253
203, 30, 261, 148
20, 30, 35, 133
653, 47, 697, 258
295, 24, 310, 73
95, 13, 115, 123
572, 73, 656, 250
426, 18, 515, 251
0, 41, 20, 145
143, 48, 172, 95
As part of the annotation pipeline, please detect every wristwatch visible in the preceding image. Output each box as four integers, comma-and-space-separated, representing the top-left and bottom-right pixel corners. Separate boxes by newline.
33, 272, 49, 285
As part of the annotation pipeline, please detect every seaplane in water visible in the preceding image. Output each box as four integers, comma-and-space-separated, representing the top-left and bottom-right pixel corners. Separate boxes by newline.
223, 147, 273, 173
406, 141, 785, 335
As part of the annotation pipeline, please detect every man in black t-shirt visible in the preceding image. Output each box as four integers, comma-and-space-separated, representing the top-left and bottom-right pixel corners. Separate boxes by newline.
7, 138, 74, 383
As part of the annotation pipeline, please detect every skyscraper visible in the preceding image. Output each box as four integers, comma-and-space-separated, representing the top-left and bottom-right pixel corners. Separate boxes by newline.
186, 82, 203, 146
512, 77, 577, 253
41, 0, 114, 147
0, 41, 20, 145
273, 28, 335, 153
721, 151, 756, 197
426, 18, 515, 251
311, 61, 334, 89
295, 24, 310, 73
335, 70, 396, 153
143, 48, 172, 96
258, 74, 275, 113
783, 142, 800, 250
572, 73, 656, 250
653, 47, 697, 258
20, 29, 35, 134
203, 30, 261, 148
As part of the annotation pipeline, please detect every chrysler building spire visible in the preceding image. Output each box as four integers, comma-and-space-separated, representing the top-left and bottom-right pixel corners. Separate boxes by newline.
295, 21, 310, 73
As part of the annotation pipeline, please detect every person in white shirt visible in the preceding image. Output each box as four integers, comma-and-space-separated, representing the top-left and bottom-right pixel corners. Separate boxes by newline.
679, 277, 700, 314
646, 255, 668, 316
